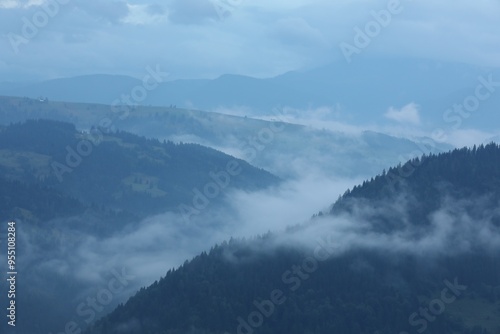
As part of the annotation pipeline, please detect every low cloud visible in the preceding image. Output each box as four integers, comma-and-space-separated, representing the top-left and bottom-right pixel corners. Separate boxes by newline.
121, 3, 167, 25
274, 192, 500, 262
254, 106, 363, 136
384, 102, 421, 125
0, 0, 45, 9
0, 0, 19, 9
10, 165, 500, 333
438, 128, 496, 148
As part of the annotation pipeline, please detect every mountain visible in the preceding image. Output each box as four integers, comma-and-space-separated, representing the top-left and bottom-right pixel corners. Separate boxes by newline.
0, 96, 452, 179
85, 144, 500, 334
0, 119, 279, 222
0, 119, 280, 334
1, 58, 499, 129
330, 143, 500, 231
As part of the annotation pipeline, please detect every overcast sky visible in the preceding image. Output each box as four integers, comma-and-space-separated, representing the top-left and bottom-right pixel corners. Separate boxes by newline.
0, 0, 499, 81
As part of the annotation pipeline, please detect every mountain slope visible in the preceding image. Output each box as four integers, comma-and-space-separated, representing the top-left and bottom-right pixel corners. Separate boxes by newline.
0, 96, 451, 178
86, 144, 500, 334
0, 119, 280, 221
1, 58, 499, 129
329, 143, 500, 232
0, 119, 281, 334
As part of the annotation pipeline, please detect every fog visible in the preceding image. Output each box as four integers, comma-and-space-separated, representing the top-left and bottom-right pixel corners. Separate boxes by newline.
279, 194, 500, 258
233, 105, 498, 149
2, 102, 497, 333
10, 158, 500, 333
25, 172, 360, 288
4, 167, 359, 332
2, 1, 500, 333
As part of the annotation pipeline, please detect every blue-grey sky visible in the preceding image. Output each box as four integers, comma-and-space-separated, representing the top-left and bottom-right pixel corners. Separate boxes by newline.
0, 0, 499, 81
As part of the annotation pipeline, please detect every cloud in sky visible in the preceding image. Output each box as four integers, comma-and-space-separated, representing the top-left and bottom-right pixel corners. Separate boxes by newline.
121, 3, 167, 25
0, 0, 45, 9
384, 102, 421, 125
0, 0, 499, 81
0, 0, 19, 9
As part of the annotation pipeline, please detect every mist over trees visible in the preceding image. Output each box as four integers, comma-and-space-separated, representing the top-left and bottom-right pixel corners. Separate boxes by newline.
86, 145, 500, 334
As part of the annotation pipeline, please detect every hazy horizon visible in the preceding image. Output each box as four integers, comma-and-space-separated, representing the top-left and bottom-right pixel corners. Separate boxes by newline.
1, 0, 500, 81
1, 1, 499, 333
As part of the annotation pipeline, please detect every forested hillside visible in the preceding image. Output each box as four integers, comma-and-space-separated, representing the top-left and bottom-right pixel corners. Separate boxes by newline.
0, 119, 280, 223
0, 96, 451, 178
86, 144, 500, 334
0, 119, 281, 334
330, 143, 500, 231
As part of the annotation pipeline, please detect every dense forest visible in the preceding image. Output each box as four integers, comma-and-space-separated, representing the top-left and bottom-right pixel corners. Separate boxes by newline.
0, 119, 282, 334
329, 143, 500, 231
86, 144, 500, 334
0, 119, 280, 224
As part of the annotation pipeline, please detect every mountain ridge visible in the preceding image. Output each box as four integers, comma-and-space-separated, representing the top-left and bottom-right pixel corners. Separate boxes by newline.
2, 57, 499, 129
0, 95, 452, 179
0, 119, 280, 223
85, 144, 500, 334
